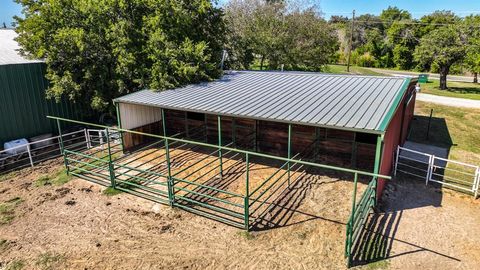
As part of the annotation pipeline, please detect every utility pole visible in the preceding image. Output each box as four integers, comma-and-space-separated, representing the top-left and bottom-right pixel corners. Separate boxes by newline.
346, 10, 355, 73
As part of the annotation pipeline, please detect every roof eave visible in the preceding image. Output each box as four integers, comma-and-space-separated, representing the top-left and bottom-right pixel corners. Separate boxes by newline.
114, 99, 385, 135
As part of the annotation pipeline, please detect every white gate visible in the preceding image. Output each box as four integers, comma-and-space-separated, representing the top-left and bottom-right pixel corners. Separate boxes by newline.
395, 146, 480, 198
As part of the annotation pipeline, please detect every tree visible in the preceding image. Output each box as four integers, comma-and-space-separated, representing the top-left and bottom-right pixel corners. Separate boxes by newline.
225, 0, 285, 70
414, 26, 465, 89
380, 6, 411, 29
419, 10, 460, 36
14, 0, 225, 114
281, 8, 338, 70
387, 21, 420, 70
462, 15, 480, 83
225, 0, 337, 71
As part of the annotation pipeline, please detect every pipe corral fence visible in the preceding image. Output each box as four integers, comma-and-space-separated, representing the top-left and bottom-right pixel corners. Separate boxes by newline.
48, 114, 390, 268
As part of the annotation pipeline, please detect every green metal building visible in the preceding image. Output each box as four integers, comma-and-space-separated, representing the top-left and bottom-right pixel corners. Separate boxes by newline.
0, 29, 80, 146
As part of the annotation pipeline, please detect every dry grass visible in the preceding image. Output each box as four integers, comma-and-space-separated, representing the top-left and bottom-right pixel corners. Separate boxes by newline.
0, 151, 362, 269
2, 147, 479, 269
411, 101, 480, 165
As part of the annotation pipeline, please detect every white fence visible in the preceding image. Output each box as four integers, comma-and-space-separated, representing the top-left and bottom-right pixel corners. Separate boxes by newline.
0, 128, 115, 174
394, 146, 480, 198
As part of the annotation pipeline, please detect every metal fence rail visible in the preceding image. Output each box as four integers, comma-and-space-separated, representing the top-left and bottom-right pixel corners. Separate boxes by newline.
0, 129, 112, 174
395, 146, 480, 198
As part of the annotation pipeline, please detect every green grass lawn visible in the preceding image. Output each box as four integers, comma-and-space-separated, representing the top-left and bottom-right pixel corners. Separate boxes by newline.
420, 80, 480, 100
409, 101, 480, 165
324, 64, 387, 76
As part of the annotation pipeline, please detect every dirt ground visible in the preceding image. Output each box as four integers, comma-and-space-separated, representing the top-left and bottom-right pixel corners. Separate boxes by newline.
1, 156, 480, 270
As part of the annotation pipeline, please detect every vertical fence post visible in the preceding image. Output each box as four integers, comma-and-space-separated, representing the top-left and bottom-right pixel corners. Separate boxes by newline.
218, 115, 223, 177
162, 109, 174, 206
26, 143, 34, 167
244, 153, 250, 231
84, 128, 91, 149
474, 167, 480, 199
99, 130, 104, 149
427, 154, 435, 185
105, 128, 116, 188
347, 172, 359, 267
287, 124, 292, 186
56, 119, 69, 174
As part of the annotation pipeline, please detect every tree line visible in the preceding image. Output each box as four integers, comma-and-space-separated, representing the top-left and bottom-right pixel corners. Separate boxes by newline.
13, 0, 480, 114
331, 7, 480, 89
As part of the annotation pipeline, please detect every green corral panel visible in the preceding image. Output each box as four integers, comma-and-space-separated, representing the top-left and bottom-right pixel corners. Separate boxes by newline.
0, 63, 81, 145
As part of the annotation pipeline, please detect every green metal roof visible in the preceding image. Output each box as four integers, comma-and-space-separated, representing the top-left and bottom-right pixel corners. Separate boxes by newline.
115, 71, 413, 134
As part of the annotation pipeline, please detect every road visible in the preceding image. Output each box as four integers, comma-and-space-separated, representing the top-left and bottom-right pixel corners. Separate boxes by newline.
416, 93, 480, 109
368, 68, 475, 83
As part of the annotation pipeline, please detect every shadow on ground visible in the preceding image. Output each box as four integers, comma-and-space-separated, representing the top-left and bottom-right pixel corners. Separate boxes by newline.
350, 178, 460, 267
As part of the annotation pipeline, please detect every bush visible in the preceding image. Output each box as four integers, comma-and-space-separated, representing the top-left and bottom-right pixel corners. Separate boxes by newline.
357, 52, 377, 67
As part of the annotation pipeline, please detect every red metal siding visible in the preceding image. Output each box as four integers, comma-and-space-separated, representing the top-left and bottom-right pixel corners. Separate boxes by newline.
377, 83, 416, 198
401, 92, 416, 143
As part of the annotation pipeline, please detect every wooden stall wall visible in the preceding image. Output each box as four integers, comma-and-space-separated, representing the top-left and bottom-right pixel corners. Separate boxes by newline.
120, 107, 377, 171
122, 121, 163, 151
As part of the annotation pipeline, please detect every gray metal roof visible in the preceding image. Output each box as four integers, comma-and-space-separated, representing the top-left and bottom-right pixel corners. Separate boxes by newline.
114, 71, 411, 134
0, 29, 43, 65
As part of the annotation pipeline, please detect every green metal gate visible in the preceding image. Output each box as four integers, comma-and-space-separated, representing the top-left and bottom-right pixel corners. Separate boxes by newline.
345, 176, 378, 267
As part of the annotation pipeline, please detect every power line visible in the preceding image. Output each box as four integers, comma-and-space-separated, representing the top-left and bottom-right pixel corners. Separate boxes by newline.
322, 10, 480, 15
353, 20, 458, 26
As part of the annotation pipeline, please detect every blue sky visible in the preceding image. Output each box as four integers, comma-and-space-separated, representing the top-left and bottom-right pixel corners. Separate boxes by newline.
2, 0, 480, 26
0, 0, 21, 26
319, 0, 480, 18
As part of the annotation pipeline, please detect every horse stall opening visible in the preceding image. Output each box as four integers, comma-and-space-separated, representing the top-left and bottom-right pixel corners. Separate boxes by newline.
117, 103, 379, 172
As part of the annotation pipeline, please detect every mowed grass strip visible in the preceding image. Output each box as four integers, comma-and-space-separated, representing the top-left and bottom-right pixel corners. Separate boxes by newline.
420, 79, 480, 100
411, 101, 480, 160
410, 100, 480, 189
325, 64, 387, 76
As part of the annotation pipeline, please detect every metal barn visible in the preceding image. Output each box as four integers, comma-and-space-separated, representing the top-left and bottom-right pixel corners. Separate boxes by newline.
114, 71, 416, 196
50, 70, 417, 267
0, 29, 81, 145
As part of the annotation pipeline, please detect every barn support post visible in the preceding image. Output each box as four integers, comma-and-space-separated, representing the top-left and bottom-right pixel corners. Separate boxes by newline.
162, 109, 174, 206
232, 117, 236, 148
287, 124, 292, 185
253, 120, 258, 152
244, 152, 250, 231
351, 133, 357, 168
184, 111, 189, 138
373, 134, 384, 204
314, 127, 320, 161
218, 115, 223, 177
115, 103, 125, 153
105, 128, 116, 188
204, 115, 208, 143
56, 119, 69, 174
